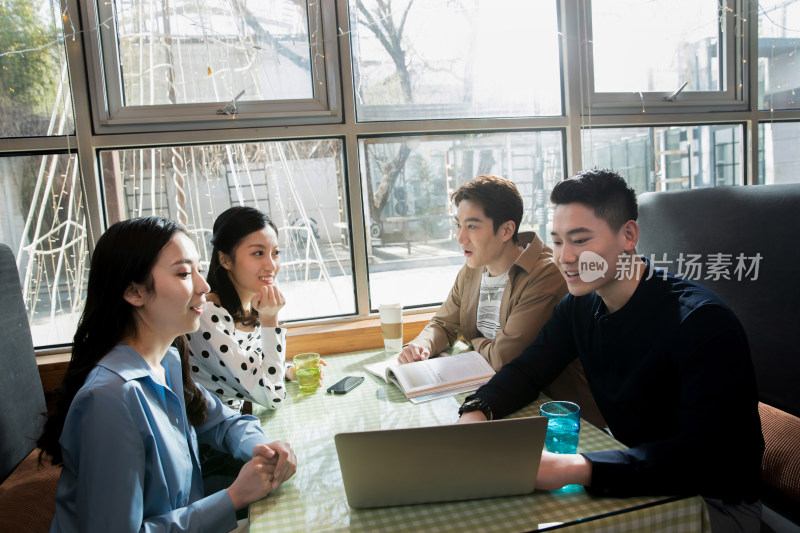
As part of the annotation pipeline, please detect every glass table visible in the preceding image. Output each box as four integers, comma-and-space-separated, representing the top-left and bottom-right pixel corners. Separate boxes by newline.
249, 348, 710, 532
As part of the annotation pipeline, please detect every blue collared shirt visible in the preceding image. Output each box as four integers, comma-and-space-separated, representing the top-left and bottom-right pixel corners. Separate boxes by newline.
51, 344, 269, 532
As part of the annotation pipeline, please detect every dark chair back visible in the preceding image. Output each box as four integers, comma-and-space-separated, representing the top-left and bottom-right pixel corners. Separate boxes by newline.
637, 184, 800, 418
0, 243, 47, 483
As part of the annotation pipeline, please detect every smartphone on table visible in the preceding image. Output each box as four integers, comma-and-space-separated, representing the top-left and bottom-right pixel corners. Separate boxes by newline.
327, 376, 364, 394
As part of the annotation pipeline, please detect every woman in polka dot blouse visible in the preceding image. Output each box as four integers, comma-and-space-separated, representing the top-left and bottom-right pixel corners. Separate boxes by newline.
188, 206, 300, 412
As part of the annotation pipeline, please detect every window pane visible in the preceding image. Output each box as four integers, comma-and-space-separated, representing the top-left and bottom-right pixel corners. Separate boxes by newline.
0, 0, 74, 137
759, 122, 800, 184
0, 154, 87, 347
581, 125, 743, 191
361, 131, 564, 309
112, 0, 313, 106
592, 0, 722, 93
349, 0, 561, 121
99, 139, 354, 321
758, 0, 800, 110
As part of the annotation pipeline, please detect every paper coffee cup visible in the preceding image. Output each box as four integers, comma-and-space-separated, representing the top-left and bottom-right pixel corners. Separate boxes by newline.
378, 302, 403, 355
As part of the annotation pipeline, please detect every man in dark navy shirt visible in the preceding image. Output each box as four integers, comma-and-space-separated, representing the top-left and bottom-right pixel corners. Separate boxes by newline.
457, 169, 764, 532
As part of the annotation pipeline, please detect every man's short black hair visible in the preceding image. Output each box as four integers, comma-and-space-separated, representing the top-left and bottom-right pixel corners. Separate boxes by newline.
550, 169, 638, 231
451, 175, 523, 244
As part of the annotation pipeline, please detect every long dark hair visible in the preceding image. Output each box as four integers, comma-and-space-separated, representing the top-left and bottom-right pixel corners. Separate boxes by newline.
207, 206, 278, 327
38, 216, 207, 464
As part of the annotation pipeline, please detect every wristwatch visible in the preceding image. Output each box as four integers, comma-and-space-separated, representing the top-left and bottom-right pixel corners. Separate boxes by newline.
458, 398, 493, 421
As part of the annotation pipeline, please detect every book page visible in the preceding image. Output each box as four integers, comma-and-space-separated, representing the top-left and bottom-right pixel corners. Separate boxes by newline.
392, 351, 494, 397
363, 359, 395, 382
390, 361, 437, 390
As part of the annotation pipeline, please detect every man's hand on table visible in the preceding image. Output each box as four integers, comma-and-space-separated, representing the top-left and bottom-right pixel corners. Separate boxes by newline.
536, 451, 592, 490
398, 343, 430, 364
456, 410, 487, 424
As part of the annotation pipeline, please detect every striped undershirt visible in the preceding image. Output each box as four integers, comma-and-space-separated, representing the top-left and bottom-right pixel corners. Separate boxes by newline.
476, 269, 510, 339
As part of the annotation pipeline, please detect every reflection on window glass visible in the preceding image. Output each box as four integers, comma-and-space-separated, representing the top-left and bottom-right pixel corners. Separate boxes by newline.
581, 125, 742, 192
758, 0, 800, 111
0, 0, 74, 138
112, 0, 313, 106
99, 139, 354, 321
592, 0, 721, 93
348, 0, 561, 121
361, 131, 564, 309
759, 122, 800, 184
0, 154, 87, 347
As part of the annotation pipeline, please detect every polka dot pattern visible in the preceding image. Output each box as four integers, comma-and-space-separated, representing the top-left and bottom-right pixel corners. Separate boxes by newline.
187, 301, 287, 412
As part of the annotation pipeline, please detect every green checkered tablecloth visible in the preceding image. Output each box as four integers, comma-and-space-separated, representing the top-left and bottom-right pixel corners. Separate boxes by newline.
249, 349, 710, 532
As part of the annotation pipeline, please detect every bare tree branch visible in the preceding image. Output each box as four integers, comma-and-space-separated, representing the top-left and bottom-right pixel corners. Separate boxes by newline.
356, 0, 412, 101
372, 144, 412, 214
356, 2, 394, 63
397, 0, 415, 37
236, 0, 311, 71
354, 0, 419, 221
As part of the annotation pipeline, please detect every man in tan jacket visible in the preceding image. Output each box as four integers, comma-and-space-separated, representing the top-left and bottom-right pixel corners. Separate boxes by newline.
399, 175, 604, 427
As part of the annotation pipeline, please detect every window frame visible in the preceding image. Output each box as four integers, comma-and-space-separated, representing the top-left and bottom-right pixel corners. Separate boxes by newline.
356, 128, 569, 312
578, 0, 748, 115
346, 0, 566, 123
580, 122, 747, 191
7, 0, 800, 353
81, 0, 342, 134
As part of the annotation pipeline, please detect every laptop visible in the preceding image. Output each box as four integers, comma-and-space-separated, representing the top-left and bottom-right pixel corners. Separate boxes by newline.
334, 416, 548, 508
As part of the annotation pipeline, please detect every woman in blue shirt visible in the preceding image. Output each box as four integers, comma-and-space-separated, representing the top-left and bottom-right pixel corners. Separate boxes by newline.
38, 216, 297, 533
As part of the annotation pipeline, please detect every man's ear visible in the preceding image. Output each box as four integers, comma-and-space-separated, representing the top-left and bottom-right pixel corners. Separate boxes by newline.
123, 282, 147, 307
500, 220, 516, 243
218, 250, 233, 271
620, 220, 639, 252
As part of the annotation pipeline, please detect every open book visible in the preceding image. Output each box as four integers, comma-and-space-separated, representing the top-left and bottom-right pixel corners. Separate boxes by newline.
364, 351, 495, 403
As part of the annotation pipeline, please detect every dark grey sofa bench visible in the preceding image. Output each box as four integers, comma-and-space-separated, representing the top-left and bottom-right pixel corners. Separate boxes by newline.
637, 184, 800, 530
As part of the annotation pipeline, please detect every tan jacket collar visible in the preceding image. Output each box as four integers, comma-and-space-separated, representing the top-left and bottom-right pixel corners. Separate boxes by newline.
513, 231, 547, 274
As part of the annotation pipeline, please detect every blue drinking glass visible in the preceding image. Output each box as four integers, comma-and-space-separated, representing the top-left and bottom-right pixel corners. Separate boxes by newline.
539, 401, 581, 454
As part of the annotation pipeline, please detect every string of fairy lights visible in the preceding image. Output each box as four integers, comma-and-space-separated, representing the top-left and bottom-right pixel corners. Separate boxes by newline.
2, 1, 797, 113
